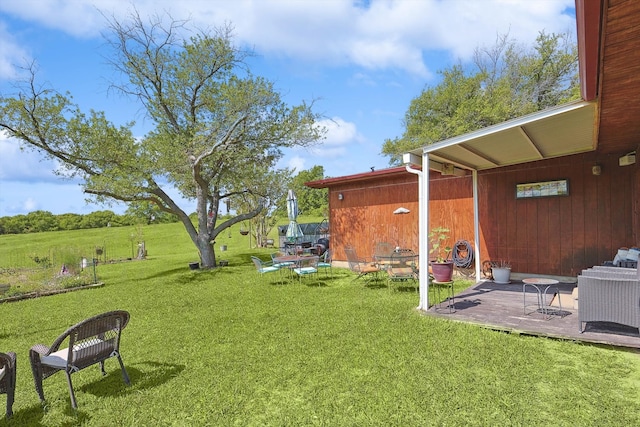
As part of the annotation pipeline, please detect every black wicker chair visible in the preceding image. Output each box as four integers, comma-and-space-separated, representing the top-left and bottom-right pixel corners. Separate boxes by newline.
0, 352, 16, 418
29, 310, 131, 409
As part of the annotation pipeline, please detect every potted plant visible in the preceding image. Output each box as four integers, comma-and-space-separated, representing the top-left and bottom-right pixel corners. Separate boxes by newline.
429, 227, 454, 282
490, 260, 512, 284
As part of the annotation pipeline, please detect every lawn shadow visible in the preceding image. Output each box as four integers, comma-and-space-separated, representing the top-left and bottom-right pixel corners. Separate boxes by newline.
363, 277, 387, 290
2, 403, 52, 426
80, 361, 185, 398
143, 266, 191, 280
393, 283, 420, 293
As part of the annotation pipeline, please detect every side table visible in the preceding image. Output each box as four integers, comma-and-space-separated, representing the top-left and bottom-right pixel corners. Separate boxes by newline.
522, 278, 562, 319
432, 281, 455, 313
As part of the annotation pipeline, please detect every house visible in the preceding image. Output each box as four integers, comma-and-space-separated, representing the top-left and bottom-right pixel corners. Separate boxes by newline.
306, 0, 639, 292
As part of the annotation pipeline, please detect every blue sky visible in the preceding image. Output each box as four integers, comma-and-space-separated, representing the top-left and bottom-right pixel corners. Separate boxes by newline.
0, 0, 576, 216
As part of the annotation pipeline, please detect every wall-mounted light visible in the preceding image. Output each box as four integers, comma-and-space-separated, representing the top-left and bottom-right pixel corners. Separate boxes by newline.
619, 151, 636, 166
592, 165, 602, 176
337, 193, 344, 200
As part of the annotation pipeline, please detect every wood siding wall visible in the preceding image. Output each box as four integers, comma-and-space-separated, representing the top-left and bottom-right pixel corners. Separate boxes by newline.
330, 173, 419, 261
329, 151, 638, 277
480, 152, 636, 276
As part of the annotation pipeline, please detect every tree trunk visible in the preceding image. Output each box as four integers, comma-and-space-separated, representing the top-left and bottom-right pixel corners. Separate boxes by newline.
197, 234, 217, 268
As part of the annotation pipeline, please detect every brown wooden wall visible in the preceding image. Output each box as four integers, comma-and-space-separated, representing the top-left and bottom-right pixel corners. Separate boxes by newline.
479, 151, 637, 276
330, 173, 419, 261
329, 172, 475, 263
328, 151, 639, 277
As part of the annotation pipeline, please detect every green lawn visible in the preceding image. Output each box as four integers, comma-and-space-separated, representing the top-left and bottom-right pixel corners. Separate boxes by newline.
1, 221, 639, 426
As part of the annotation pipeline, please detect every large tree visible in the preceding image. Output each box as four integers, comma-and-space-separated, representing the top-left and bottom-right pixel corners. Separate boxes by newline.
382, 31, 579, 164
0, 11, 324, 268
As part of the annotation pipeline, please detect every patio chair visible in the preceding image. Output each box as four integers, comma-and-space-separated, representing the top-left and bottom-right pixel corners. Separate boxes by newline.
0, 351, 16, 418
373, 242, 395, 269
293, 256, 319, 283
344, 245, 380, 283
387, 249, 418, 292
270, 252, 294, 270
252, 256, 279, 275
29, 310, 131, 410
318, 249, 333, 277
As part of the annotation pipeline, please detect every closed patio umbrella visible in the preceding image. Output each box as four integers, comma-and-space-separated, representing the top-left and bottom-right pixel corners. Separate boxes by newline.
286, 189, 304, 243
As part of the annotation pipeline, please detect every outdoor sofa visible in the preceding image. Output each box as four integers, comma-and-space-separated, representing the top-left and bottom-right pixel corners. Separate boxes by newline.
577, 274, 640, 334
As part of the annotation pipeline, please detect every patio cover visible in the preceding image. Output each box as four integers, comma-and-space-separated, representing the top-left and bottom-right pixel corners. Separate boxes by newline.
403, 100, 598, 311
406, 100, 597, 174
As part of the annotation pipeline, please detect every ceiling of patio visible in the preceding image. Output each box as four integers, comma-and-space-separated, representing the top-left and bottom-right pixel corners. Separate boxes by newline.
408, 101, 597, 172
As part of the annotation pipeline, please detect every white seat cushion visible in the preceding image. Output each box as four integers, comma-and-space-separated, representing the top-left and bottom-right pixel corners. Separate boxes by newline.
0, 365, 5, 381
40, 338, 105, 368
41, 348, 69, 368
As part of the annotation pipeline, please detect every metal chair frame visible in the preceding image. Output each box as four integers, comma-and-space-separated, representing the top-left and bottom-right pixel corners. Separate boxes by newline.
344, 245, 380, 283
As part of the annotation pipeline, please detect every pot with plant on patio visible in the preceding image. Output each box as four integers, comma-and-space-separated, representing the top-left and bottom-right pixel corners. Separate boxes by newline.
491, 260, 512, 284
429, 227, 454, 282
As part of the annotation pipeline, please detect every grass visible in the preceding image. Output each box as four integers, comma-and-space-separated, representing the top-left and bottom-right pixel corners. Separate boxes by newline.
0, 221, 639, 426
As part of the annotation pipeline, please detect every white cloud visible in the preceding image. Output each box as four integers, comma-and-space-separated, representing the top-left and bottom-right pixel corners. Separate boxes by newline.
304, 117, 366, 160
320, 117, 366, 146
286, 156, 306, 173
0, 0, 576, 78
0, 134, 62, 182
0, 20, 31, 79
22, 197, 39, 212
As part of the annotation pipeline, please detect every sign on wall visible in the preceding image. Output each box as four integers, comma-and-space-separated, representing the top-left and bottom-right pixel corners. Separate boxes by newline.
516, 179, 569, 199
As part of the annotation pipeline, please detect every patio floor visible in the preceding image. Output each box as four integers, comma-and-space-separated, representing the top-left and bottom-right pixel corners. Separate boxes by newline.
425, 278, 640, 351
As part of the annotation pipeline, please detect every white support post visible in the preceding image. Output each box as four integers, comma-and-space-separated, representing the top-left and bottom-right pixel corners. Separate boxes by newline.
405, 152, 430, 311
473, 169, 481, 281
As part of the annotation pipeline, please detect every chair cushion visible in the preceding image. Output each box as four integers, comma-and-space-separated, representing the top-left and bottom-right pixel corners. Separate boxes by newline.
40, 348, 69, 368
273, 262, 293, 269
294, 267, 317, 275
41, 338, 106, 368
0, 365, 5, 381
389, 267, 414, 276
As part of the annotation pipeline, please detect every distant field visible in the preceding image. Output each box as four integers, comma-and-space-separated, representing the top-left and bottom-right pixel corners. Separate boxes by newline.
0, 216, 320, 298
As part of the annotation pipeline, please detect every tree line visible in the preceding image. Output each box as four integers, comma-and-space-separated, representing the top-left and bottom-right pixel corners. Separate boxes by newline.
0, 165, 328, 236
0, 209, 174, 235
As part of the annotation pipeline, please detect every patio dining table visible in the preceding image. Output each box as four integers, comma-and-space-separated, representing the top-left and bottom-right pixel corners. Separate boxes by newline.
374, 250, 418, 270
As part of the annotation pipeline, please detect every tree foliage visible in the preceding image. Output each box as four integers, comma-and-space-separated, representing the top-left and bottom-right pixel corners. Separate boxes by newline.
0, 11, 325, 267
234, 166, 292, 248
382, 31, 580, 164
274, 165, 327, 218
124, 201, 178, 225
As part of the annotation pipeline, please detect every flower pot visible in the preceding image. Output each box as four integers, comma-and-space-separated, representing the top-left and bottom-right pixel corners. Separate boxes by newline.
219, 260, 229, 267
431, 261, 454, 282
492, 267, 511, 284
220, 245, 227, 251
189, 262, 200, 270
